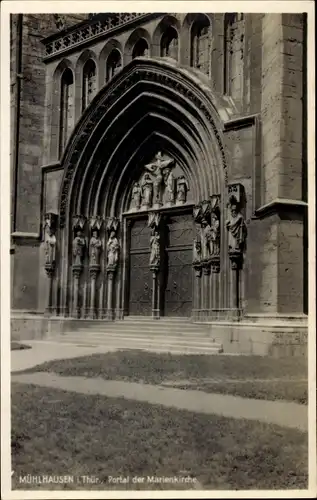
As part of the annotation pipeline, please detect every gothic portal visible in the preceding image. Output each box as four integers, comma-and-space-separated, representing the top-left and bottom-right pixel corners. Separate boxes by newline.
10, 13, 308, 355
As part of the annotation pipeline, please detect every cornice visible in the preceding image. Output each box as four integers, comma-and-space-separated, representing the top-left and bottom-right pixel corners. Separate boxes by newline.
41, 13, 164, 61
254, 198, 308, 219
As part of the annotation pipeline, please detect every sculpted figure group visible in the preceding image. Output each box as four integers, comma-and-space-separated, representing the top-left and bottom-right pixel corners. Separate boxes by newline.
71, 222, 120, 270
130, 153, 190, 211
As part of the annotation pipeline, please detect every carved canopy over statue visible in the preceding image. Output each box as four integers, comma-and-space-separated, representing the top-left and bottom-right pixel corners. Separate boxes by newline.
129, 152, 190, 211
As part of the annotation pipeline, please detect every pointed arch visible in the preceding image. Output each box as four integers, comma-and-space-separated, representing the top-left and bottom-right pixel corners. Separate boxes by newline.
152, 15, 181, 58
99, 39, 123, 86
124, 27, 151, 64
56, 58, 233, 319
50, 58, 75, 159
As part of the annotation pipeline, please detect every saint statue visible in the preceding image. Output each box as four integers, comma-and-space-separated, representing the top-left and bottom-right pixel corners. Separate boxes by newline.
176, 175, 189, 203
150, 229, 160, 266
131, 182, 142, 210
165, 170, 175, 204
72, 230, 86, 266
89, 230, 102, 266
45, 229, 56, 266
201, 219, 213, 259
225, 200, 247, 252
107, 230, 120, 267
210, 212, 220, 256
145, 152, 175, 206
193, 238, 202, 263
141, 174, 153, 207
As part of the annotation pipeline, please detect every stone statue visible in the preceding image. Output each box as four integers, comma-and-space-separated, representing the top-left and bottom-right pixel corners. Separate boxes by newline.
89, 231, 102, 266
141, 174, 153, 207
193, 238, 202, 263
225, 201, 247, 252
210, 212, 220, 256
107, 230, 120, 267
45, 229, 56, 266
150, 229, 160, 266
145, 152, 174, 206
165, 170, 175, 204
176, 175, 189, 203
73, 230, 86, 266
131, 182, 142, 210
201, 219, 213, 259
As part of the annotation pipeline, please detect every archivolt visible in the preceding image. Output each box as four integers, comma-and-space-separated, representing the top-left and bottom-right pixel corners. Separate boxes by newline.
58, 58, 230, 228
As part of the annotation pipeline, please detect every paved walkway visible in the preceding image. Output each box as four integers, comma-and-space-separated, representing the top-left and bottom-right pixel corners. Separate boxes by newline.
11, 371, 308, 432
11, 340, 116, 372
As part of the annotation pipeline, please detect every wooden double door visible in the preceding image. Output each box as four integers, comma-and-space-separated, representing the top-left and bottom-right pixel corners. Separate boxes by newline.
128, 211, 193, 317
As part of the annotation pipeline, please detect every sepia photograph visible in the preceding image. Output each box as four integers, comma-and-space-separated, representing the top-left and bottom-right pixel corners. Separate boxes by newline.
1, 1, 315, 498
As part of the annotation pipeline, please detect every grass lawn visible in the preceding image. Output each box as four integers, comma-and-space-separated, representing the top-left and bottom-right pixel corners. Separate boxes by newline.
11, 383, 308, 491
22, 350, 308, 404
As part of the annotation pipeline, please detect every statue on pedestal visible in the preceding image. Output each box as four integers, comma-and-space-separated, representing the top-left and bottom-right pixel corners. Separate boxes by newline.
165, 170, 175, 204
176, 175, 189, 204
89, 230, 102, 266
45, 229, 57, 267
201, 219, 213, 259
225, 198, 247, 252
107, 230, 120, 267
210, 212, 220, 256
193, 238, 202, 263
149, 229, 160, 266
131, 181, 142, 210
73, 230, 86, 266
141, 174, 153, 208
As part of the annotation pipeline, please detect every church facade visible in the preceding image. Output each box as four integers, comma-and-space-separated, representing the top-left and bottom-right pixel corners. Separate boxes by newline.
10, 13, 308, 355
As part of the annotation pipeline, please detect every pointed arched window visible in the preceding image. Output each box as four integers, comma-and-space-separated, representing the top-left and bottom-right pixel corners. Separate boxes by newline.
106, 49, 122, 82
82, 59, 97, 111
132, 38, 149, 58
191, 16, 211, 76
160, 26, 178, 60
224, 13, 245, 100
59, 68, 74, 154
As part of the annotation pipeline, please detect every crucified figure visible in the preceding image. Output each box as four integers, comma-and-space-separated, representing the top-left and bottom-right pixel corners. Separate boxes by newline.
145, 152, 175, 205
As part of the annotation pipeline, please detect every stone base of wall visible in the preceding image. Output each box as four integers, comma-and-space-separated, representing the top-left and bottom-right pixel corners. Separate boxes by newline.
197, 319, 308, 357
11, 311, 308, 357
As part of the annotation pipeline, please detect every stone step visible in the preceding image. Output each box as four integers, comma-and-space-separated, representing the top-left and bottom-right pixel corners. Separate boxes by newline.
60, 331, 222, 347
70, 328, 212, 337
49, 335, 223, 354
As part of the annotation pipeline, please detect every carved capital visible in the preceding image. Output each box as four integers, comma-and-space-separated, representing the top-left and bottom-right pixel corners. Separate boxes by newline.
193, 261, 202, 278
228, 249, 243, 270
150, 264, 160, 275
202, 259, 212, 275
89, 265, 100, 278
106, 266, 117, 276
44, 263, 55, 278
72, 264, 83, 278
210, 255, 220, 273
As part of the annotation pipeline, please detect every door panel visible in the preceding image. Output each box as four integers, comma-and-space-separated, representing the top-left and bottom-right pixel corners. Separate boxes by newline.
164, 249, 193, 317
162, 212, 193, 317
129, 252, 152, 315
128, 218, 152, 316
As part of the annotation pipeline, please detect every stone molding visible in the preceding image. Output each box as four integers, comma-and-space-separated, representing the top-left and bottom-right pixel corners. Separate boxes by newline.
42, 13, 162, 60
254, 198, 308, 219
59, 60, 228, 227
